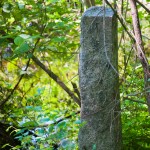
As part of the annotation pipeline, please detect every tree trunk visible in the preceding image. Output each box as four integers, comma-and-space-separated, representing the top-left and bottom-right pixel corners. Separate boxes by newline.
129, 0, 150, 112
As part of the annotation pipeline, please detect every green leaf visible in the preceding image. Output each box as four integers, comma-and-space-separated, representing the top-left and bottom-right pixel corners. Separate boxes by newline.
21, 121, 38, 127
0, 113, 4, 118
0, 35, 13, 39
26, 106, 34, 110
60, 139, 75, 149
11, 145, 22, 149
15, 42, 30, 54
2, 144, 12, 148
49, 0, 60, 3
27, 53, 33, 58
33, 106, 42, 111
14, 36, 24, 46
20, 70, 28, 75
56, 22, 65, 27
52, 37, 66, 42
19, 34, 30, 39
57, 121, 66, 128
18, 3, 25, 9
26, 106, 42, 111
15, 128, 27, 135
15, 25, 22, 31
48, 126, 54, 132
37, 128, 45, 134
19, 42, 29, 52
29, 35, 41, 39
74, 120, 81, 124
14, 135, 23, 141
39, 118, 50, 123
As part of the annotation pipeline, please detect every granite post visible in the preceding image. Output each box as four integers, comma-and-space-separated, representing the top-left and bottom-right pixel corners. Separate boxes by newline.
79, 6, 122, 150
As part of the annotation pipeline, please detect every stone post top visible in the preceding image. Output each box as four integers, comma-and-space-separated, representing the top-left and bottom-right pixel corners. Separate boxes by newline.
82, 6, 114, 17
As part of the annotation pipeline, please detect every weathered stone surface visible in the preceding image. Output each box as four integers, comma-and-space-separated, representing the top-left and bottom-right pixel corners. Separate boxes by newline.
79, 6, 122, 150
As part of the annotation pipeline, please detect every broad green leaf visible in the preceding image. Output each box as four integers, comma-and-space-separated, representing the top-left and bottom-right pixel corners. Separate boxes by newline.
56, 22, 65, 27
21, 121, 38, 127
19, 34, 30, 39
60, 139, 75, 149
14, 36, 24, 46
0, 35, 13, 39
37, 128, 45, 134
15, 42, 30, 54
29, 35, 41, 39
39, 118, 50, 123
57, 121, 66, 128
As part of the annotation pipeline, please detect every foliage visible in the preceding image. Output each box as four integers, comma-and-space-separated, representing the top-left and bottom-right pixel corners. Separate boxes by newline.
0, 0, 81, 149
118, 0, 150, 148
13, 107, 80, 150
0, 0, 150, 149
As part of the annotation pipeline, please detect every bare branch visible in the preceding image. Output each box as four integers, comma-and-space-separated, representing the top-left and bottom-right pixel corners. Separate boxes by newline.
31, 55, 81, 107
104, 0, 135, 41
21, 110, 80, 129
123, 97, 148, 105
0, 59, 31, 109
0, 75, 24, 109
71, 82, 80, 99
136, 0, 150, 14
129, 0, 150, 112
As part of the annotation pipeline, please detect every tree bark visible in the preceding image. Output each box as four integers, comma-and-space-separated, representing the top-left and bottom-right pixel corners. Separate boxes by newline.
129, 0, 150, 112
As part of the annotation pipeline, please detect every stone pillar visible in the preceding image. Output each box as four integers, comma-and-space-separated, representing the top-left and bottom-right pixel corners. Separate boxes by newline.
79, 6, 122, 150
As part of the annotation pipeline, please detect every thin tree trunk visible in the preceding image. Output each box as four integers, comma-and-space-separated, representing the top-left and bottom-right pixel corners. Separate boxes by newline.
129, 0, 150, 112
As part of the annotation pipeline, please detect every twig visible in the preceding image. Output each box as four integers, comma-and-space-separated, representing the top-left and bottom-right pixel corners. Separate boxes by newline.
51, 110, 80, 126
71, 82, 80, 99
0, 5, 47, 109
0, 75, 23, 109
123, 97, 148, 105
31, 55, 81, 106
0, 60, 30, 109
136, 0, 150, 14
20, 110, 80, 129
104, 0, 135, 41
